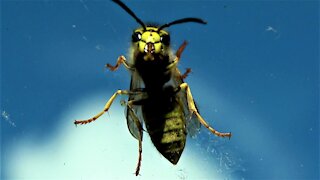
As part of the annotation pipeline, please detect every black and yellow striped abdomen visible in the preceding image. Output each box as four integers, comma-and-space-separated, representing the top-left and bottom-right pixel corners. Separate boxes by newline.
143, 98, 187, 164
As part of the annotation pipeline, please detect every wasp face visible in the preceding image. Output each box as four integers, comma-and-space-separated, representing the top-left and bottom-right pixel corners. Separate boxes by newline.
132, 27, 170, 60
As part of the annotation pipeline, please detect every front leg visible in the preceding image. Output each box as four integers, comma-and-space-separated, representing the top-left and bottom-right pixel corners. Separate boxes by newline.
175, 41, 188, 60
106, 55, 135, 71
166, 41, 188, 70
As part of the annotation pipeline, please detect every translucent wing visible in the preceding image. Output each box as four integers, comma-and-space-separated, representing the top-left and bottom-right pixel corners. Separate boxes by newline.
126, 70, 145, 140
185, 100, 201, 138
171, 67, 201, 138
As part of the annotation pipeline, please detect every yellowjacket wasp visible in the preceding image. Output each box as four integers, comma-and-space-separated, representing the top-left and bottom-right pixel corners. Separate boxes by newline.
75, 0, 231, 176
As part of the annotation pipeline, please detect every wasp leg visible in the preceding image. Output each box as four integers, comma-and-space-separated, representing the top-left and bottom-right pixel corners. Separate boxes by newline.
166, 41, 188, 70
74, 90, 141, 125
181, 68, 192, 79
135, 132, 142, 176
179, 83, 232, 138
176, 41, 188, 60
106, 55, 135, 71
125, 100, 143, 176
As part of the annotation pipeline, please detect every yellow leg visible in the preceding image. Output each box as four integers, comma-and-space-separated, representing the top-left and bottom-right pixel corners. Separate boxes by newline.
106, 55, 134, 71
74, 90, 131, 125
180, 83, 232, 138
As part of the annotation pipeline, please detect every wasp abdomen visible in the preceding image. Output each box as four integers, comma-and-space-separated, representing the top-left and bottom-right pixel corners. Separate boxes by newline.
144, 100, 187, 164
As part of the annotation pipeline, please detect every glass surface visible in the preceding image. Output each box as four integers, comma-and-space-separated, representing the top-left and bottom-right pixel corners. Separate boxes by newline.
1, 0, 319, 179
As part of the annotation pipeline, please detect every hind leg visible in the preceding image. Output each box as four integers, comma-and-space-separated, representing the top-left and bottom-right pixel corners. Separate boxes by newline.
179, 83, 232, 138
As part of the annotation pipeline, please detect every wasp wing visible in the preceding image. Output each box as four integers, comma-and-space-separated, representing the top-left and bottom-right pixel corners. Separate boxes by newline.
126, 70, 145, 140
172, 67, 201, 138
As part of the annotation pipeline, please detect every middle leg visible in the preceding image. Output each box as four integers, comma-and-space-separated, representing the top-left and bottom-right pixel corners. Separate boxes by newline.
126, 100, 144, 176
74, 90, 142, 125
181, 68, 192, 79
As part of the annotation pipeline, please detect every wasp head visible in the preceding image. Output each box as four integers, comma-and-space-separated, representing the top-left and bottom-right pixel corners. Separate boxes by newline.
112, 0, 206, 61
132, 27, 170, 60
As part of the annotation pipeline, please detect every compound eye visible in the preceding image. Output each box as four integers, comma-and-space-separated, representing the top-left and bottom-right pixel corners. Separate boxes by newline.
161, 34, 170, 45
132, 32, 142, 42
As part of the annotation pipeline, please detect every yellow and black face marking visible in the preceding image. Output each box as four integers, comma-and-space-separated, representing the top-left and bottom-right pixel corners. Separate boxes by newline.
132, 27, 170, 61
74, 0, 231, 176
133, 27, 169, 55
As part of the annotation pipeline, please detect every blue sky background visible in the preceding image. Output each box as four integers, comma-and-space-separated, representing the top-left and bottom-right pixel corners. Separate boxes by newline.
1, 0, 319, 179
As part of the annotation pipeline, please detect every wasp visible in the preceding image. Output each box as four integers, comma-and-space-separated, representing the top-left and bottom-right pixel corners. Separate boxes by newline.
75, 0, 231, 176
